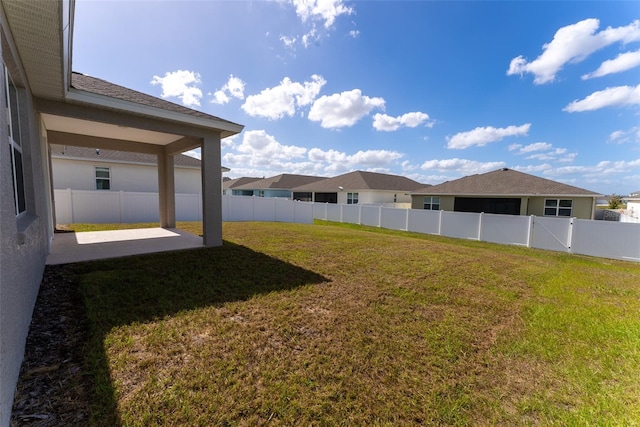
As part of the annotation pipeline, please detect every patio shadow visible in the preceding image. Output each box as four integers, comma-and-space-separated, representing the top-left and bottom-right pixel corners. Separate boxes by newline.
65, 241, 330, 425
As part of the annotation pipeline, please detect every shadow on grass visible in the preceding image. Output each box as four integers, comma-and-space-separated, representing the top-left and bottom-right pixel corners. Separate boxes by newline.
65, 240, 329, 426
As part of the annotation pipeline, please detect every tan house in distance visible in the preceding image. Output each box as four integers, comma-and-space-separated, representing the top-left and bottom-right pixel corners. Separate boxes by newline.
294, 170, 425, 205
411, 168, 601, 220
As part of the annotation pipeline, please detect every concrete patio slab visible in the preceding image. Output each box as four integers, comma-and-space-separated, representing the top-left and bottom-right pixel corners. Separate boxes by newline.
46, 228, 204, 265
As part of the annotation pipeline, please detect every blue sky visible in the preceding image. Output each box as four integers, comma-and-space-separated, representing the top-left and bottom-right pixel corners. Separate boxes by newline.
73, 0, 639, 195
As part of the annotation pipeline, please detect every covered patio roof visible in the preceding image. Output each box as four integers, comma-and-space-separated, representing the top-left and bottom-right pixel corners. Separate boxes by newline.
3, 0, 243, 247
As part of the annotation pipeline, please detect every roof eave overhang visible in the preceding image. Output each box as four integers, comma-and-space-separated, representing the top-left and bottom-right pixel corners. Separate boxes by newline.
410, 192, 602, 197
65, 88, 244, 138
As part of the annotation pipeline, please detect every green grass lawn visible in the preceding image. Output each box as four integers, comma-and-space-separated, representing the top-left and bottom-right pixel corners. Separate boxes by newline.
62, 221, 640, 426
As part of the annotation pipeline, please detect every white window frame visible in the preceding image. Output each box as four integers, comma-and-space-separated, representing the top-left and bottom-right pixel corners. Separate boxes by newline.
95, 166, 111, 190
347, 192, 358, 205
544, 199, 573, 217
423, 196, 440, 210
5, 66, 26, 216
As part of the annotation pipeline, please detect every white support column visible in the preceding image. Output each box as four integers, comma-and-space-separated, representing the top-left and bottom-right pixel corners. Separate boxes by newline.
157, 150, 175, 228
201, 133, 222, 247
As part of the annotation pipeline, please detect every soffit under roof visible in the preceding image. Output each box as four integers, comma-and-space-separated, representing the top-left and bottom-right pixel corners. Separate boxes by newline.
41, 113, 182, 145
2, 0, 67, 99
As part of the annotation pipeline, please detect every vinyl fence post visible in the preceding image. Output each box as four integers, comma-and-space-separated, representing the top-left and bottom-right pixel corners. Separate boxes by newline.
438, 210, 443, 235
378, 205, 382, 228
340, 203, 344, 223
567, 217, 575, 253
405, 208, 409, 231
527, 215, 534, 248
478, 212, 484, 241
119, 190, 124, 223
67, 188, 74, 224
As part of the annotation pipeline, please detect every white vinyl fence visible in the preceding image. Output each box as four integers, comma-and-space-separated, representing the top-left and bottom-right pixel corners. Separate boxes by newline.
54, 189, 639, 262
313, 203, 640, 263
54, 190, 313, 225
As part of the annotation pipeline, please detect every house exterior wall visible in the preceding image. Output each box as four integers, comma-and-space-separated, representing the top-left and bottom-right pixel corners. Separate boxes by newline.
0, 33, 51, 426
526, 196, 595, 219
337, 190, 412, 205
52, 157, 201, 194
412, 195, 595, 219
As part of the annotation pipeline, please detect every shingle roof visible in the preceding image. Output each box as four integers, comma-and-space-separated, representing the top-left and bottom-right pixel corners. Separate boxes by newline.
293, 170, 425, 192
412, 168, 601, 196
50, 145, 202, 168
233, 174, 327, 190
71, 72, 241, 128
223, 177, 263, 190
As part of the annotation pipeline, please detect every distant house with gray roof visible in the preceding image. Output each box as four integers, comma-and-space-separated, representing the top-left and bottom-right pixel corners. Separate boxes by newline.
223, 177, 263, 196
51, 145, 229, 194
230, 174, 327, 200
411, 168, 602, 219
293, 170, 426, 205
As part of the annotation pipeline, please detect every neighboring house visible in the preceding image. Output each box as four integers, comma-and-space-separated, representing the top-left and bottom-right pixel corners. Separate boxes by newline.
625, 190, 640, 219
51, 145, 229, 194
0, 2, 242, 425
223, 176, 263, 196
231, 174, 327, 200
292, 170, 426, 205
410, 168, 601, 220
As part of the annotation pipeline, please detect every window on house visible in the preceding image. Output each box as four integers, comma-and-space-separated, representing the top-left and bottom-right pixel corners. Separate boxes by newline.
423, 196, 440, 210
257, 190, 264, 197
95, 166, 111, 190
544, 199, 572, 217
5, 68, 26, 216
347, 192, 358, 204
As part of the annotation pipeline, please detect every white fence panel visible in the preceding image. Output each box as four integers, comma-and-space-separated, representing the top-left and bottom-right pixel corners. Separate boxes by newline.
121, 192, 159, 223
342, 205, 360, 224
313, 203, 328, 220
407, 209, 440, 235
361, 205, 381, 227
326, 204, 342, 222
572, 220, 640, 262
177, 193, 201, 221
54, 189, 73, 224
380, 207, 407, 231
71, 190, 121, 223
441, 211, 480, 240
481, 213, 531, 246
531, 216, 572, 252
291, 201, 314, 224
253, 197, 277, 222
226, 195, 255, 221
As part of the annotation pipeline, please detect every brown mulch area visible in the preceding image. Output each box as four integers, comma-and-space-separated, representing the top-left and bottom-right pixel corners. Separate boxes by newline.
10, 264, 93, 426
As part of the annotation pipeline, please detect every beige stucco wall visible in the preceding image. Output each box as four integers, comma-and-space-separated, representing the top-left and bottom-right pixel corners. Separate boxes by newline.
527, 196, 595, 219
0, 47, 51, 425
52, 157, 202, 194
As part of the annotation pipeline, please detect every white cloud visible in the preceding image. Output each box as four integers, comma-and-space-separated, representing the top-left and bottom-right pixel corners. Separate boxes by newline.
241, 75, 326, 119
372, 112, 432, 132
447, 124, 531, 149
292, 0, 354, 29
308, 89, 385, 128
563, 84, 640, 112
150, 70, 203, 107
509, 142, 552, 154
582, 49, 640, 79
223, 130, 308, 170
211, 75, 246, 105
308, 147, 402, 173
507, 18, 640, 84
420, 158, 506, 175
280, 35, 297, 49
349, 30, 360, 38
609, 127, 640, 144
